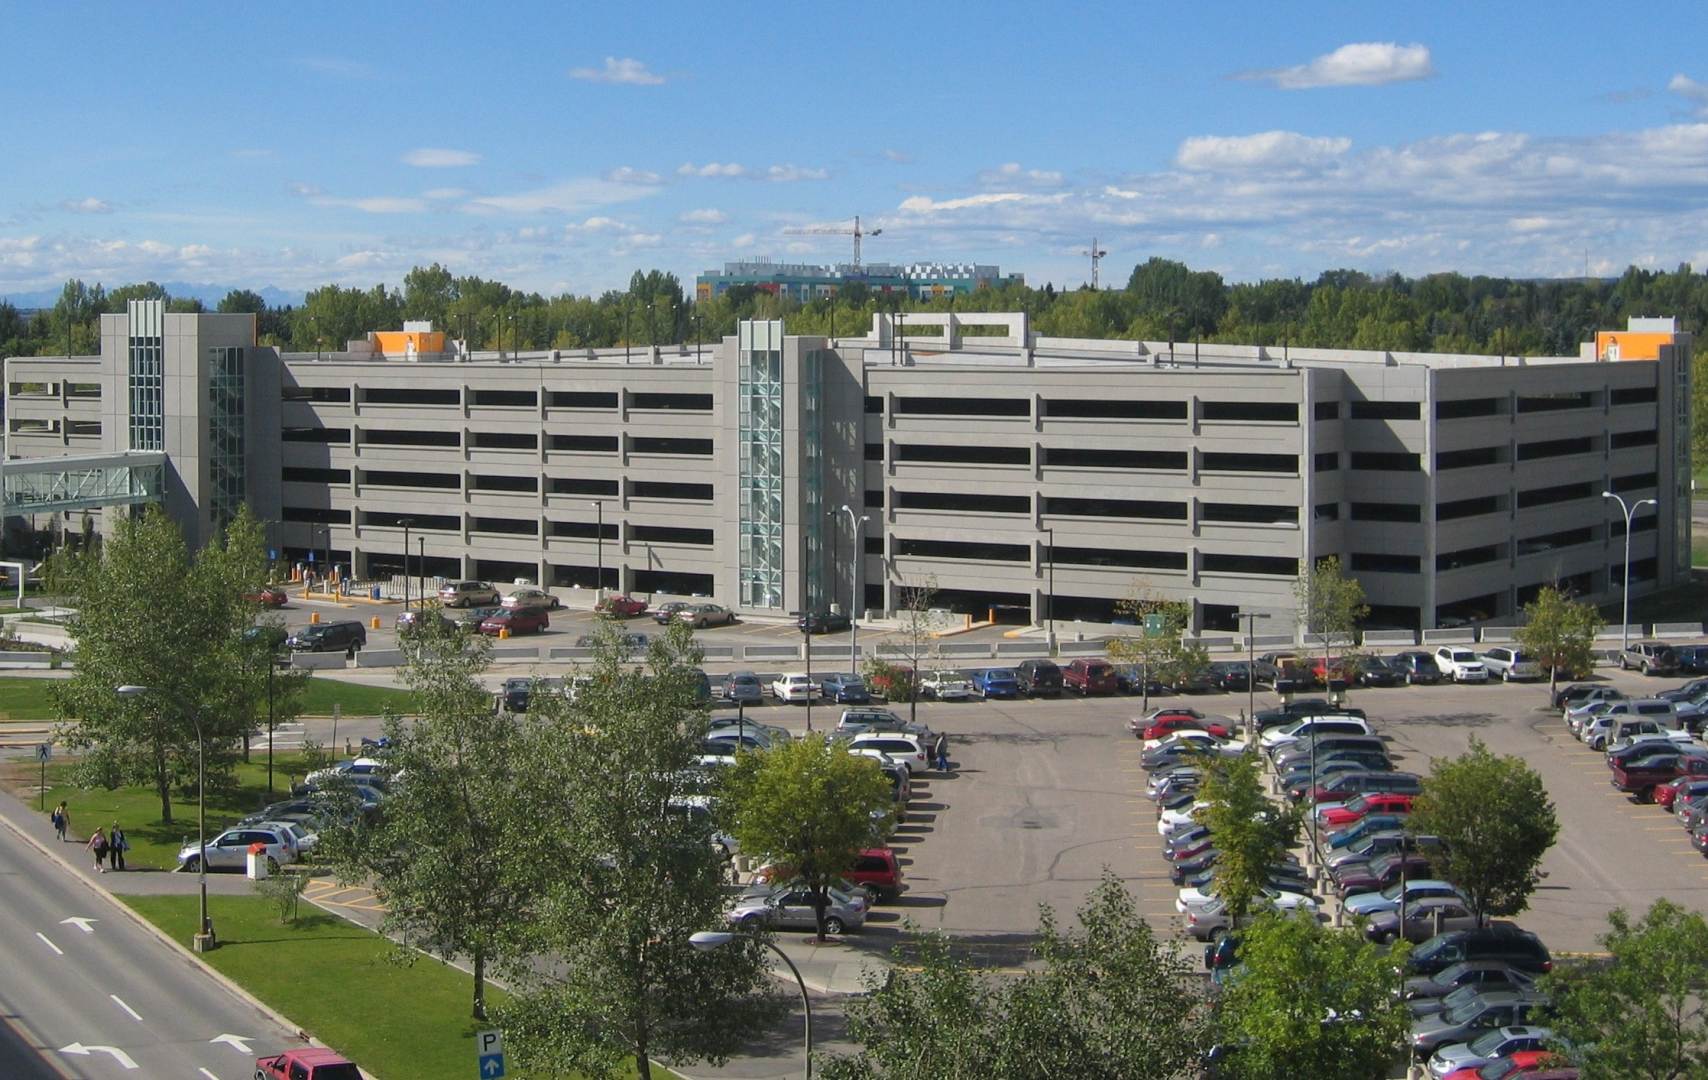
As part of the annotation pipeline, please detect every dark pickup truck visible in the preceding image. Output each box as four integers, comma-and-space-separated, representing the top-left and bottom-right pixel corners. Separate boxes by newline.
1611, 749, 1708, 801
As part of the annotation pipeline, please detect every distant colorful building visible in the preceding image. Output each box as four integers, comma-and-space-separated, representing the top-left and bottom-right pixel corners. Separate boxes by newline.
695, 260, 1023, 302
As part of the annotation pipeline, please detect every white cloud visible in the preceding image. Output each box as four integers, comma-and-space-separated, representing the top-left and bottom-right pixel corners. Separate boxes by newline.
422, 187, 468, 200
882, 148, 913, 164
1241, 42, 1434, 90
680, 208, 728, 224
320, 195, 428, 214
730, 232, 757, 249
979, 162, 1065, 187
335, 250, 389, 269
899, 192, 1029, 213
402, 147, 481, 168
60, 197, 112, 214
604, 166, 662, 185
1670, 73, 1708, 117
678, 162, 747, 178
766, 164, 830, 182
287, 182, 324, 198
1177, 131, 1353, 171
463, 178, 659, 215
569, 57, 665, 85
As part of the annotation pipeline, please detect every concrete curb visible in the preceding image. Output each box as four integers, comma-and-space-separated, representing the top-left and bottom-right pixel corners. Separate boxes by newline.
0, 795, 356, 1071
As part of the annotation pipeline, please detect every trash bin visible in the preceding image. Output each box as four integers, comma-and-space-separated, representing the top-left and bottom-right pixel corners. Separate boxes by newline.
246, 842, 270, 881
371, 585, 381, 600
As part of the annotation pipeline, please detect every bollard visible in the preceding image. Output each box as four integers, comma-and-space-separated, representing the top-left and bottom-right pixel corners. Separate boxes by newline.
370, 616, 381, 630
1334, 906, 1343, 928
346, 739, 352, 755
499, 628, 511, 640
309, 611, 321, 625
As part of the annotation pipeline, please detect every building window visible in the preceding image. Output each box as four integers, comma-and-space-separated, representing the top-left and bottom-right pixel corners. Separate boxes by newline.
1200, 503, 1299, 525
548, 477, 619, 496
1435, 446, 1502, 470
282, 506, 350, 524
1516, 436, 1594, 461
470, 474, 538, 493
127, 299, 165, 451
282, 384, 351, 403
1436, 495, 1502, 521
1314, 503, 1340, 522
737, 321, 786, 610
1200, 402, 1298, 423
1517, 390, 1597, 413
1516, 481, 1593, 509
894, 397, 1029, 417
1042, 497, 1187, 521
1349, 401, 1421, 421
1436, 397, 1502, 419
282, 466, 351, 485
896, 443, 1031, 466
1610, 429, 1658, 450
1044, 398, 1187, 420
630, 436, 713, 456
364, 387, 460, 406
549, 434, 619, 453
863, 396, 884, 414
631, 480, 713, 501
631, 392, 713, 411
895, 490, 1030, 514
1042, 447, 1185, 470
364, 429, 460, 448
1350, 553, 1421, 574
471, 389, 537, 407
282, 426, 351, 444
1436, 544, 1505, 571
630, 524, 714, 546
469, 431, 537, 450
895, 537, 1029, 562
1610, 385, 1658, 406
1516, 527, 1594, 557
1200, 553, 1299, 576
470, 516, 537, 536
864, 489, 884, 508
1046, 546, 1187, 570
363, 469, 459, 490
1201, 452, 1298, 474
1349, 452, 1421, 472
1314, 401, 1340, 421
1349, 502, 1422, 523
548, 391, 618, 409
1314, 451, 1339, 472
1610, 471, 1658, 493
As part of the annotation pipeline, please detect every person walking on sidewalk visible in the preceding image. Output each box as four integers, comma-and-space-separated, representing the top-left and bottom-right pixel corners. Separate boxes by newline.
50, 801, 69, 842
108, 823, 128, 872
87, 827, 108, 873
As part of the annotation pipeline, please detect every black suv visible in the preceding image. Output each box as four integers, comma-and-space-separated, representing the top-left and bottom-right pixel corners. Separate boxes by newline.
1015, 659, 1063, 696
1407, 924, 1553, 977
285, 620, 367, 656
1389, 652, 1444, 686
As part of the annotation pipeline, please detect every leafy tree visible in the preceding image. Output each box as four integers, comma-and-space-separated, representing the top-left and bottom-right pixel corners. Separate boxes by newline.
320, 619, 514, 1019
1107, 584, 1206, 709
1516, 585, 1603, 696
1293, 556, 1369, 693
1214, 912, 1411, 1080
1196, 753, 1300, 920
1407, 738, 1559, 924
216, 289, 268, 314
50, 506, 268, 821
821, 873, 1211, 1079
720, 732, 894, 941
1543, 899, 1708, 1080
498, 620, 781, 1080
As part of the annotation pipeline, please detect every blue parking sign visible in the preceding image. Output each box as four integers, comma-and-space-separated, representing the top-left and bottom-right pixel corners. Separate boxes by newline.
475, 1030, 505, 1078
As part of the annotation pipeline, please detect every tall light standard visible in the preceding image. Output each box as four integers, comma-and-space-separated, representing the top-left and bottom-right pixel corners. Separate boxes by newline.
591, 500, 606, 598
840, 506, 870, 675
1236, 610, 1271, 743
690, 931, 811, 1079
399, 518, 414, 608
117, 684, 214, 952
1602, 491, 1658, 653
1040, 526, 1056, 651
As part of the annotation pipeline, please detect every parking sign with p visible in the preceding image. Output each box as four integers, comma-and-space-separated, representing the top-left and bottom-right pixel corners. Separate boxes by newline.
475, 1029, 504, 1079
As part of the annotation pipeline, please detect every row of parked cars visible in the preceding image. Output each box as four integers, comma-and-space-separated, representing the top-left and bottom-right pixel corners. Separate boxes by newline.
1572, 676, 1708, 869
1143, 699, 1570, 1079
176, 757, 392, 873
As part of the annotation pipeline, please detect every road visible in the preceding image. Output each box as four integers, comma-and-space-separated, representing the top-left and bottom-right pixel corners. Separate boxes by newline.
0, 817, 301, 1078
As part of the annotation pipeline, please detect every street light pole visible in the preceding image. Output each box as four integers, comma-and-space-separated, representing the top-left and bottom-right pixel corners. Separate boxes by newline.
418, 535, 425, 607
1041, 526, 1055, 651
691, 932, 811, 1079
591, 500, 605, 598
1602, 491, 1658, 653
1236, 610, 1271, 744
117, 685, 213, 951
841, 506, 869, 676
401, 518, 413, 608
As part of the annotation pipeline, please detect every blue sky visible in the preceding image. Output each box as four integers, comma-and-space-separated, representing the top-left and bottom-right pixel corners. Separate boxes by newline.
4, 1, 1708, 299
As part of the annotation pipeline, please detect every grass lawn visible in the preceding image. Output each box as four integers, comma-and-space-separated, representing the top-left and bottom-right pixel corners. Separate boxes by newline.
1695, 536, 1708, 569
11, 752, 329, 870
0, 675, 415, 723
125, 894, 516, 1080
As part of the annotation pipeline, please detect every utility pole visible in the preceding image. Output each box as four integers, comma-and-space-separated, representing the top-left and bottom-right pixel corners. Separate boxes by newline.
1083, 238, 1108, 290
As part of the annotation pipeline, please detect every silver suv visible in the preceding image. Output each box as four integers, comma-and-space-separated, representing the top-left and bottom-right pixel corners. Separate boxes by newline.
1622, 640, 1678, 676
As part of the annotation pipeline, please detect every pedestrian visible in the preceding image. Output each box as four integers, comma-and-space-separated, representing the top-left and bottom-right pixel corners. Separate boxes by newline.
50, 801, 68, 842
934, 733, 950, 772
109, 823, 127, 872
87, 827, 108, 873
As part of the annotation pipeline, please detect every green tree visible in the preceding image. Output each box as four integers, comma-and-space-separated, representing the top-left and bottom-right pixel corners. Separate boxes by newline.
1214, 912, 1411, 1080
1293, 556, 1369, 692
720, 732, 894, 941
50, 506, 267, 821
1407, 738, 1559, 924
1107, 585, 1207, 709
320, 620, 514, 1019
216, 288, 268, 314
1516, 585, 1603, 697
498, 620, 780, 1080
1196, 753, 1300, 920
821, 872, 1211, 1080
1543, 899, 1708, 1080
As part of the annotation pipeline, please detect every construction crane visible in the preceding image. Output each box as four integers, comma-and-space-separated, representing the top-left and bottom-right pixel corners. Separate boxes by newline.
783, 215, 884, 272
1083, 237, 1109, 290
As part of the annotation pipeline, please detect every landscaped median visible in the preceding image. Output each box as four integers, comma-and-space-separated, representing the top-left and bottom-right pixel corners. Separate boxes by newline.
0, 674, 419, 723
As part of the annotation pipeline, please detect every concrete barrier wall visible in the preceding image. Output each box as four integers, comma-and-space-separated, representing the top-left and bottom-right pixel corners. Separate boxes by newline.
1420, 629, 1475, 645
489, 646, 542, 661
1361, 630, 1417, 647
743, 644, 802, 660
994, 640, 1046, 656
0, 651, 51, 669
698, 646, 739, 660
291, 652, 348, 670
1057, 640, 1108, 656
938, 642, 996, 657
1654, 622, 1704, 639
548, 647, 596, 661
354, 649, 405, 669
1477, 628, 1518, 644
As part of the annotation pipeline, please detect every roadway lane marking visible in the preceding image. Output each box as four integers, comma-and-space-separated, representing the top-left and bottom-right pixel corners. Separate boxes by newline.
35, 932, 61, 955
199, 1070, 220, 1080
110, 995, 142, 1022
210, 1034, 254, 1054
60, 916, 97, 933
58, 1043, 138, 1069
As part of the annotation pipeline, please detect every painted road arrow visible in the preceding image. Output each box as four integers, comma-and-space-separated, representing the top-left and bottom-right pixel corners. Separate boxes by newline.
210, 1033, 254, 1054
60, 917, 98, 933
59, 1042, 138, 1069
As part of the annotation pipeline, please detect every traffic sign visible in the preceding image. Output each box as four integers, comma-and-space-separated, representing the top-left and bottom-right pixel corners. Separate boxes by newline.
475, 1030, 504, 1079
36, 743, 50, 762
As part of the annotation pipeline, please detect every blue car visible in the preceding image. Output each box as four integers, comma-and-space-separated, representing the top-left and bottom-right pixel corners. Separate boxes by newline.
974, 667, 1020, 699
1326, 813, 1408, 851
821, 672, 872, 704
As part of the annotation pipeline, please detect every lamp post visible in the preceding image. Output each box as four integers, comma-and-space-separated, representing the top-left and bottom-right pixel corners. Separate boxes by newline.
1041, 527, 1056, 651
591, 500, 606, 597
418, 535, 426, 607
117, 684, 214, 952
1602, 491, 1658, 653
840, 506, 869, 676
1236, 610, 1271, 743
691, 931, 811, 1079
400, 518, 414, 608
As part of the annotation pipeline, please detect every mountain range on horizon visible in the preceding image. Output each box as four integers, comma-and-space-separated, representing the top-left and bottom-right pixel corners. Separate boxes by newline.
1, 282, 306, 312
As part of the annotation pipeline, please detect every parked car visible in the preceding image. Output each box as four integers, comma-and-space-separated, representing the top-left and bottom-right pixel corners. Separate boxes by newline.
848, 732, 930, 773
719, 671, 765, 705
1673, 645, 1708, 675
1441, 1049, 1572, 1080
1365, 896, 1481, 943
820, 672, 872, 704
395, 608, 453, 635
456, 604, 503, 632
1479, 648, 1544, 682
1208, 660, 1252, 692
502, 676, 538, 711
1014, 659, 1064, 696
1307, 771, 1423, 806
255, 1048, 363, 1080
1553, 682, 1613, 711
973, 667, 1021, 698
1318, 792, 1417, 828
653, 600, 692, 624
771, 673, 821, 703
438, 580, 501, 608
1407, 925, 1554, 977
1393, 651, 1446, 685
1435, 647, 1490, 683
1426, 1025, 1558, 1079
1261, 715, 1374, 752
501, 586, 560, 612
177, 825, 298, 873
1138, 710, 1233, 741
725, 885, 868, 934
480, 607, 549, 636
836, 708, 932, 741
920, 670, 975, 700
1622, 639, 1679, 675
1658, 775, 1708, 811
1610, 746, 1708, 798
244, 585, 289, 608
1356, 654, 1408, 687
284, 620, 367, 656
846, 847, 904, 900
798, 611, 852, 634
1062, 658, 1119, 695
1404, 960, 1539, 1002
679, 603, 736, 628
1344, 879, 1465, 918
1333, 851, 1433, 899
596, 593, 648, 617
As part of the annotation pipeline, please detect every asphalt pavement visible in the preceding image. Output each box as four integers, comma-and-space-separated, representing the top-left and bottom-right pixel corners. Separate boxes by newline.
0, 795, 303, 1078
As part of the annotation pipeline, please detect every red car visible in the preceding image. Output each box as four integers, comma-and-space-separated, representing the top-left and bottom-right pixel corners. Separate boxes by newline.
847, 847, 903, 900
596, 593, 649, 617
255, 1048, 362, 1080
1141, 715, 1232, 742
480, 608, 550, 636
245, 586, 288, 608
1318, 792, 1415, 828
1442, 1050, 1576, 1080
1658, 775, 1708, 810
1062, 659, 1119, 695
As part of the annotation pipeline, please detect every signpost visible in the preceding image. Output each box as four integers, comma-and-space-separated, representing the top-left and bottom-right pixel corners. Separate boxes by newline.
475, 1029, 505, 1079
36, 742, 50, 810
